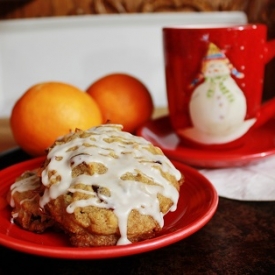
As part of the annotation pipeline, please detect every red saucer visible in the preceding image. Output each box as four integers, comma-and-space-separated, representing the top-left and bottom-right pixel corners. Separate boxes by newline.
137, 116, 275, 168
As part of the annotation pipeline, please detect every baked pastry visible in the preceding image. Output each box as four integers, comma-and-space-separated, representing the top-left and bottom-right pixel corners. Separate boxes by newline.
8, 170, 54, 233
9, 124, 183, 246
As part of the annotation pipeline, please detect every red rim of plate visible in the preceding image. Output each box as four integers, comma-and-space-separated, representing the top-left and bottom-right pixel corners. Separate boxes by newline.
0, 157, 218, 259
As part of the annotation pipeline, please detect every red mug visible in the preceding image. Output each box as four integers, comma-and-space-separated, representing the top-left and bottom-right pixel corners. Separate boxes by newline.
163, 24, 275, 148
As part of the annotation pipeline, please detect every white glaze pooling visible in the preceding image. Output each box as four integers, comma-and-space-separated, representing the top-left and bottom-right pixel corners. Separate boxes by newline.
40, 124, 181, 245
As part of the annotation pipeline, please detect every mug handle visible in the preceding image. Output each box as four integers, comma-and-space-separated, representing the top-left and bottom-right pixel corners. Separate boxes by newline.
265, 39, 275, 63
255, 97, 275, 128
255, 39, 275, 128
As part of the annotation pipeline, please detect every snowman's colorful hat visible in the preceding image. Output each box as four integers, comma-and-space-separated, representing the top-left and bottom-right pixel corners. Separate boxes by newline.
189, 42, 244, 88
203, 42, 227, 61
203, 42, 244, 78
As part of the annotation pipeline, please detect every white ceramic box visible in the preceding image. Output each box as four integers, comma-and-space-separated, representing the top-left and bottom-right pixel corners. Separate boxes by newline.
0, 12, 247, 117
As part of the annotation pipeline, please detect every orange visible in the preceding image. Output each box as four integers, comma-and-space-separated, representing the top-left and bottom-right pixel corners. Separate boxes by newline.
10, 82, 102, 156
86, 73, 153, 133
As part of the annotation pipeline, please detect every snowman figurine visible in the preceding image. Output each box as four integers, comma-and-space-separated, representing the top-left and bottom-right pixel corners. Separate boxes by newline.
180, 42, 256, 144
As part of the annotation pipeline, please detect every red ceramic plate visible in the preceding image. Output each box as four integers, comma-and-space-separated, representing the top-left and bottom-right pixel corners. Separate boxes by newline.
0, 157, 218, 259
137, 116, 275, 168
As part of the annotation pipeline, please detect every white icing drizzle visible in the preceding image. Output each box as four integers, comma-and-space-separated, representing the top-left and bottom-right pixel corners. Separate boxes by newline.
9, 172, 40, 207
20, 195, 38, 205
11, 124, 181, 245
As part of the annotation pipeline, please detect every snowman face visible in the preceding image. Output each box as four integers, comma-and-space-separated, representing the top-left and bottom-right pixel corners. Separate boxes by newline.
203, 59, 230, 78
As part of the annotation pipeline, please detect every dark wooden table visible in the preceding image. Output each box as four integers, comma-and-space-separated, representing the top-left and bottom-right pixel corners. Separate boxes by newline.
0, 148, 275, 275
0, 198, 274, 274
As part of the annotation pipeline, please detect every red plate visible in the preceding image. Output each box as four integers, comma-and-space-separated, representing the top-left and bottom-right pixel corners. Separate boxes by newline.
0, 157, 218, 259
137, 116, 275, 168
